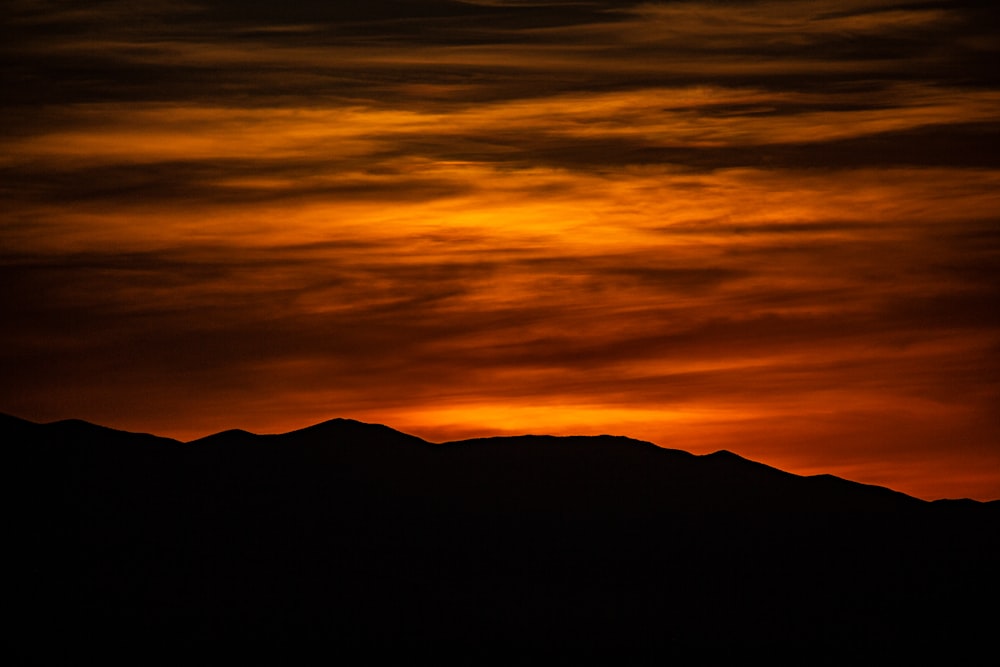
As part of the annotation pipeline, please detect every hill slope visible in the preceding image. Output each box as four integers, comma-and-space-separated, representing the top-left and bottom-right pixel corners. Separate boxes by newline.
10, 414, 999, 661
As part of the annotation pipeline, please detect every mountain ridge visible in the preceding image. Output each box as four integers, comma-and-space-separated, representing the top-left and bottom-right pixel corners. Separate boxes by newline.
6, 411, 994, 504
10, 411, 999, 659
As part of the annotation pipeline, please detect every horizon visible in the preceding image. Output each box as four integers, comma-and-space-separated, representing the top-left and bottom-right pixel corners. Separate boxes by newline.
8, 409, 997, 503
3, 1, 999, 502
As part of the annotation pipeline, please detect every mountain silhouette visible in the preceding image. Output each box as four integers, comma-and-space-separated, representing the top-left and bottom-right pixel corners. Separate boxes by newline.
11, 414, 999, 662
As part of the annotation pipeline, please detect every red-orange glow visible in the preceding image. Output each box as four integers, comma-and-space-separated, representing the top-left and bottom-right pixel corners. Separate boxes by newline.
3, 0, 999, 500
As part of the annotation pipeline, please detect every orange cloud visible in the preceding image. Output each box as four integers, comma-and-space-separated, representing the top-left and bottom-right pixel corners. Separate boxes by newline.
2, 0, 999, 500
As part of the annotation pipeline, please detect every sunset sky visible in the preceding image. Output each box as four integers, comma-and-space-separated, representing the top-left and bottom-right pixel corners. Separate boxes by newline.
3, 0, 999, 499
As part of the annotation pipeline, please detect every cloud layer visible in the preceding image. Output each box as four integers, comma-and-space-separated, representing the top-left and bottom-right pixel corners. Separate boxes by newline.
3, 0, 999, 498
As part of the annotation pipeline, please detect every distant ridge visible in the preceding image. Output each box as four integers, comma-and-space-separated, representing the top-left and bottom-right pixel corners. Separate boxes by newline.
187, 427, 257, 444
7, 412, 987, 507
10, 413, 999, 660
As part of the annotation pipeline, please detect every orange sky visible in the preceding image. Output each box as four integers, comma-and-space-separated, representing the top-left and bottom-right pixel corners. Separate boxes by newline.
3, 0, 999, 499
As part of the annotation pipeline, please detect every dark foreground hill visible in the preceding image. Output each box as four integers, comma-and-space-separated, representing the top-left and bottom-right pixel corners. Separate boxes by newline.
11, 414, 999, 662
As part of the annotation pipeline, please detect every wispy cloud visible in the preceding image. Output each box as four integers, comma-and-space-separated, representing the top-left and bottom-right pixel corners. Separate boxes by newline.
2, 0, 999, 498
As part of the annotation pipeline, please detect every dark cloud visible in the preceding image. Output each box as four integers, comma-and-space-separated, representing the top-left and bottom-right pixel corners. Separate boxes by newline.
0, 159, 475, 207
4, 0, 996, 110
374, 119, 1000, 172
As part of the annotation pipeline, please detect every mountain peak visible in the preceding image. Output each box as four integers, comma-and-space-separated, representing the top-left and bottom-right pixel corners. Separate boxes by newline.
281, 417, 431, 445
187, 428, 257, 445
704, 449, 743, 459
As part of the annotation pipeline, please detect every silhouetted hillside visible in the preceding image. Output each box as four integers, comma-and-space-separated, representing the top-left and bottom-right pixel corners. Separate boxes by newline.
11, 414, 999, 662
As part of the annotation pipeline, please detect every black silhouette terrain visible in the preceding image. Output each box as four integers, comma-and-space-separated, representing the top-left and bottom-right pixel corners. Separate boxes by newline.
12, 414, 999, 661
